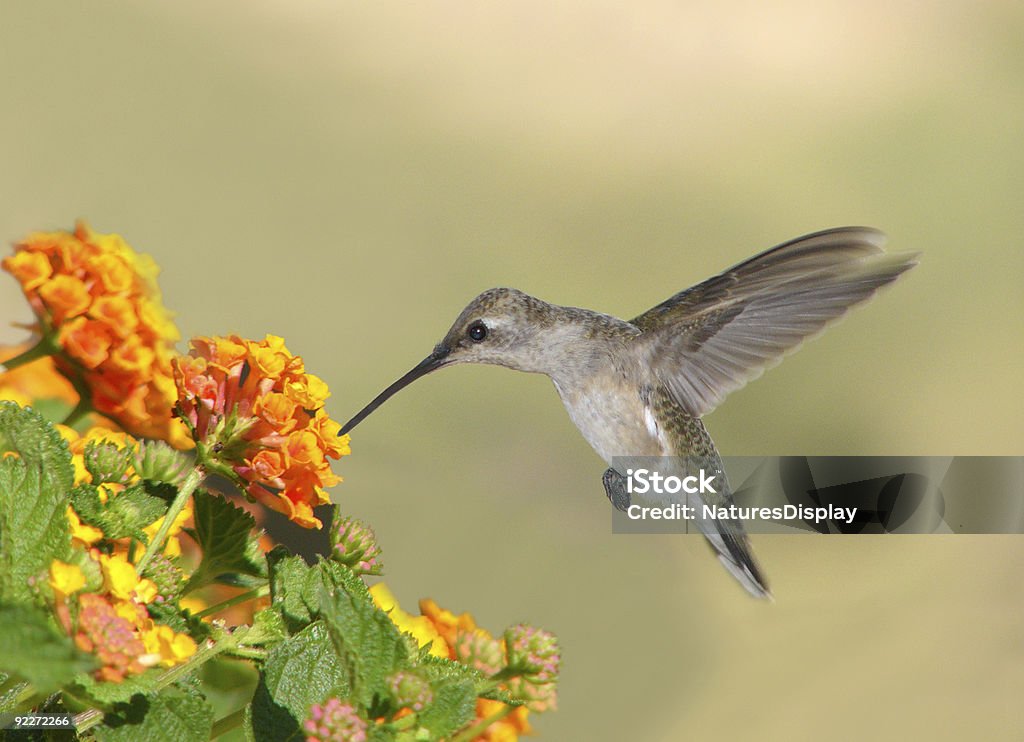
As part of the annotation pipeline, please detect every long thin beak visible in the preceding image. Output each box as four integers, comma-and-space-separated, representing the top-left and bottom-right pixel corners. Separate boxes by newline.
339, 348, 450, 435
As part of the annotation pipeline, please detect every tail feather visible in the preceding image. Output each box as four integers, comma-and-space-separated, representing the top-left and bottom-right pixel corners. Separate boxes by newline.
706, 526, 772, 600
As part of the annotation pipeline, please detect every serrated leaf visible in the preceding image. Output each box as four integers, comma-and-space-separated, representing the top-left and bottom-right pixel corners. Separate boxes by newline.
416, 675, 477, 738
72, 668, 166, 706
319, 564, 408, 711
69, 484, 104, 521
145, 600, 211, 642
92, 683, 214, 742
184, 490, 266, 593
411, 655, 487, 736
268, 550, 409, 710
70, 483, 168, 541
0, 603, 96, 694
235, 608, 287, 648
0, 402, 74, 490
0, 402, 73, 603
267, 548, 316, 633
246, 621, 351, 742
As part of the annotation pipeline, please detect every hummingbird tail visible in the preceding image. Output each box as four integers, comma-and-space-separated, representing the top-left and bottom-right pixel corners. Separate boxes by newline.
705, 525, 772, 600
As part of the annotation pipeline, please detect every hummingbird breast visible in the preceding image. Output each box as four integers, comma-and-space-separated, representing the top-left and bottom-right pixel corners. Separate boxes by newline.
551, 371, 670, 464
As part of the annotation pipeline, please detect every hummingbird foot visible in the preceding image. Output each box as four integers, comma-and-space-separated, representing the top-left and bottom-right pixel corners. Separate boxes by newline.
602, 468, 631, 512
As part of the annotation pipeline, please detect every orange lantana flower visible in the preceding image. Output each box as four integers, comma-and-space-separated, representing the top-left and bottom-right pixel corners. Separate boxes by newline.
2, 222, 189, 448
172, 334, 350, 528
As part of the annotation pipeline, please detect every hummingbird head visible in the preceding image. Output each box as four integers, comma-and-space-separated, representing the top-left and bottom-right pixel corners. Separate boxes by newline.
340, 288, 566, 434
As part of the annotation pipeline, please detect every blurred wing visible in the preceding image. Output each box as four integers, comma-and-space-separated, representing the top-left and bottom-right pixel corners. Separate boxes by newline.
631, 227, 919, 417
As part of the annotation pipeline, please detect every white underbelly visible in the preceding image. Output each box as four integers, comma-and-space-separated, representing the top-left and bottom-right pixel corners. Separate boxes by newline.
552, 378, 668, 463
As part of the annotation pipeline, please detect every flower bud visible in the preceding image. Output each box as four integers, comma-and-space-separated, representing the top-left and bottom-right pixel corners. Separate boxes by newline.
386, 670, 433, 712
303, 697, 367, 742
330, 515, 383, 575
503, 623, 561, 712
141, 553, 185, 604
453, 628, 503, 676
133, 440, 190, 484
84, 440, 134, 484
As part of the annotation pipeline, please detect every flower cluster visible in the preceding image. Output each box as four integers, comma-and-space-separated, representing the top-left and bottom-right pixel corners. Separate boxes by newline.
72, 592, 150, 683
503, 624, 561, 712
172, 335, 350, 528
49, 554, 197, 682
2, 222, 188, 447
34, 425, 199, 682
59, 425, 193, 558
303, 697, 368, 742
1, 220, 563, 739
370, 584, 560, 739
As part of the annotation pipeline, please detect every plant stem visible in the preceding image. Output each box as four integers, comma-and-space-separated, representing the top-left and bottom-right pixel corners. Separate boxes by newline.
488, 667, 518, 684
136, 465, 204, 574
61, 397, 93, 428
210, 707, 247, 739
0, 334, 57, 370
451, 704, 515, 742
59, 367, 99, 429
224, 646, 267, 661
193, 585, 270, 618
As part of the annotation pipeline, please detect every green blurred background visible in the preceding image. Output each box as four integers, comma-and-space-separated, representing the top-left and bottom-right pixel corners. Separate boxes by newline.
2, 2, 1023, 739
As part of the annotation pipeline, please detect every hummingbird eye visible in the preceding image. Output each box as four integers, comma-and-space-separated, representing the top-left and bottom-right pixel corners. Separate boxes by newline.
467, 321, 488, 343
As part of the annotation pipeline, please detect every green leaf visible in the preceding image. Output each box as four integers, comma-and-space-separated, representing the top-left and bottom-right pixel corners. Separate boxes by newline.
184, 491, 266, 593
0, 603, 96, 694
235, 608, 287, 648
246, 621, 351, 742
72, 668, 166, 706
267, 548, 316, 633
0, 402, 73, 604
319, 563, 409, 711
0, 402, 74, 490
70, 483, 168, 541
92, 683, 214, 742
145, 599, 211, 641
414, 655, 485, 737
268, 552, 409, 709
416, 675, 477, 738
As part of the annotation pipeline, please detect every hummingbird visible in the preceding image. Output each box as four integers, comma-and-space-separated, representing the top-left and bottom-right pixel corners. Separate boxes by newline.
340, 227, 918, 599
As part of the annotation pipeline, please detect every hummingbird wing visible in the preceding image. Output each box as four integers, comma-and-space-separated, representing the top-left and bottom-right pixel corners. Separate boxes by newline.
630, 227, 919, 417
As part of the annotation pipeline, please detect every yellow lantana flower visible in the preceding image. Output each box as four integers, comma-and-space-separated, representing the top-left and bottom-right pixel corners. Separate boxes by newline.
142, 624, 198, 667
49, 560, 86, 598
97, 553, 148, 603
370, 583, 449, 658
66, 506, 103, 546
